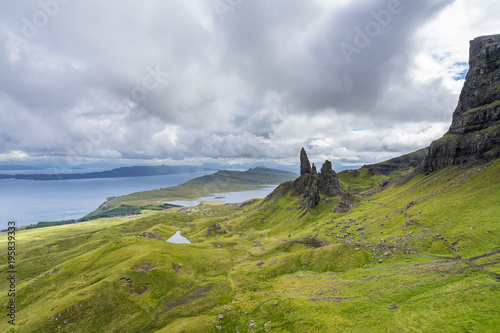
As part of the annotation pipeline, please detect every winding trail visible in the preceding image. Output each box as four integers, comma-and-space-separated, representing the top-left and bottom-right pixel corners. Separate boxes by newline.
412, 221, 500, 281
366, 200, 500, 281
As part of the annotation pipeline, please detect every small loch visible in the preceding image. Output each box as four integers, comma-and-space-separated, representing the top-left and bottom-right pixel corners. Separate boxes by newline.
165, 185, 278, 207
166, 231, 191, 244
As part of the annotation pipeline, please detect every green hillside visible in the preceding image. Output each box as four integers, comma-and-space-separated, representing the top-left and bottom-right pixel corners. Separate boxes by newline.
1, 159, 498, 332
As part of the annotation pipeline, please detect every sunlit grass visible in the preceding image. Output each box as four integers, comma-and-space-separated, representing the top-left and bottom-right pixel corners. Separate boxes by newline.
0, 160, 498, 332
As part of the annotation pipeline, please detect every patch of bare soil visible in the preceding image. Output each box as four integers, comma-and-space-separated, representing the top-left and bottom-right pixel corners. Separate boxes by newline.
132, 263, 154, 272
139, 232, 163, 240
158, 284, 213, 316
307, 297, 345, 303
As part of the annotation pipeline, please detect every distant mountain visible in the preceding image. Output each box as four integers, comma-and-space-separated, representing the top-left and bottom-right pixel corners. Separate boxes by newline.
201, 160, 351, 173
0, 164, 40, 171
184, 167, 298, 186
201, 162, 298, 173
0, 165, 213, 181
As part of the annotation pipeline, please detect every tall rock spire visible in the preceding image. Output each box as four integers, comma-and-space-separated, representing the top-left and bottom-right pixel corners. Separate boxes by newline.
300, 147, 312, 175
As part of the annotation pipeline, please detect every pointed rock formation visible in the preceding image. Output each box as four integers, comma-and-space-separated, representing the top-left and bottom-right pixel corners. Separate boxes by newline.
293, 148, 344, 208
300, 147, 312, 175
422, 34, 500, 174
318, 160, 343, 197
311, 163, 317, 175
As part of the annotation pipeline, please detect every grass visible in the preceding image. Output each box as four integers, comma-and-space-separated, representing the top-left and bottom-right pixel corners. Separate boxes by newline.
0, 160, 499, 332
463, 100, 500, 115
337, 167, 386, 193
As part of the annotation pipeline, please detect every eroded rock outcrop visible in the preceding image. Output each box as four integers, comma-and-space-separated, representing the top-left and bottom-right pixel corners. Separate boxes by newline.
293, 148, 344, 208
293, 173, 320, 209
422, 34, 500, 174
318, 160, 343, 197
334, 193, 355, 213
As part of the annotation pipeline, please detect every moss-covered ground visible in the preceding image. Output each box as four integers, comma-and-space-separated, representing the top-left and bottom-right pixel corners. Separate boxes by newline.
0, 160, 498, 332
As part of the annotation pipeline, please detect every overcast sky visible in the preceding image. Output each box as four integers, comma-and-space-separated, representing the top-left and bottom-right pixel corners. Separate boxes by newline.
0, 0, 499, 169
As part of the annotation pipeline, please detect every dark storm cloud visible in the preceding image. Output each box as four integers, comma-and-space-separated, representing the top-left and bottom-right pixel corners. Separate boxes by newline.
1, 0, 495, 166
217, 0, 455, 118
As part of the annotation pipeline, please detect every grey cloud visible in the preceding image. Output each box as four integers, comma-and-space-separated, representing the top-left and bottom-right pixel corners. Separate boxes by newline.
0, 0, 490, 166
216, 0, 456, 115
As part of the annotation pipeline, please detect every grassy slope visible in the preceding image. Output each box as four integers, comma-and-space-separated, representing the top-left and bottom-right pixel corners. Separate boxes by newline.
87, 167, 298, 219
0, 161, 499, 332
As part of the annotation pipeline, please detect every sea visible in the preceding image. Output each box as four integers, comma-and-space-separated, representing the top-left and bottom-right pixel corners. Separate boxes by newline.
0, 171, 277, 228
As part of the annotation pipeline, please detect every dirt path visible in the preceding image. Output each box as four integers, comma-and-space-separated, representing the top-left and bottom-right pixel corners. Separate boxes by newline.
468, 250, 500, 261
366, 200, 499, 280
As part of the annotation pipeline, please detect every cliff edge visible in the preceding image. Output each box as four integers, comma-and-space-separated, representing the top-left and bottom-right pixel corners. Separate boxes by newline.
422, 34, 500, 174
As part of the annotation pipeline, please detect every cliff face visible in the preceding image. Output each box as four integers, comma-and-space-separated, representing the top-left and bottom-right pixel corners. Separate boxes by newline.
422, 34, 500, 174
364, 148, 428, 176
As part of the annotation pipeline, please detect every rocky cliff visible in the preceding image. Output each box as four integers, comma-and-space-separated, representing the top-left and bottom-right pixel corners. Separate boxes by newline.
292, 148, 343, 208
422, 34, 500, 174
364, 148, 428, 176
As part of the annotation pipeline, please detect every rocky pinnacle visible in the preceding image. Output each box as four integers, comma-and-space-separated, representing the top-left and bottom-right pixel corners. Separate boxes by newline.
300, 147, 312, 175
318, 160, 343, 197
294, 148, 344, 208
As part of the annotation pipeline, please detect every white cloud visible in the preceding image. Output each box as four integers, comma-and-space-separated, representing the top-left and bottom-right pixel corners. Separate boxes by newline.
0, 150, 28, 161
0, 0, 498, 167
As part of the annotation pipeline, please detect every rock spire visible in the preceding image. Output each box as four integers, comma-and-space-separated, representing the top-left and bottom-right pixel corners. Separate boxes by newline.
293, 148, 344, 208
318, 160, 343, 197
300, 147, 312, 175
